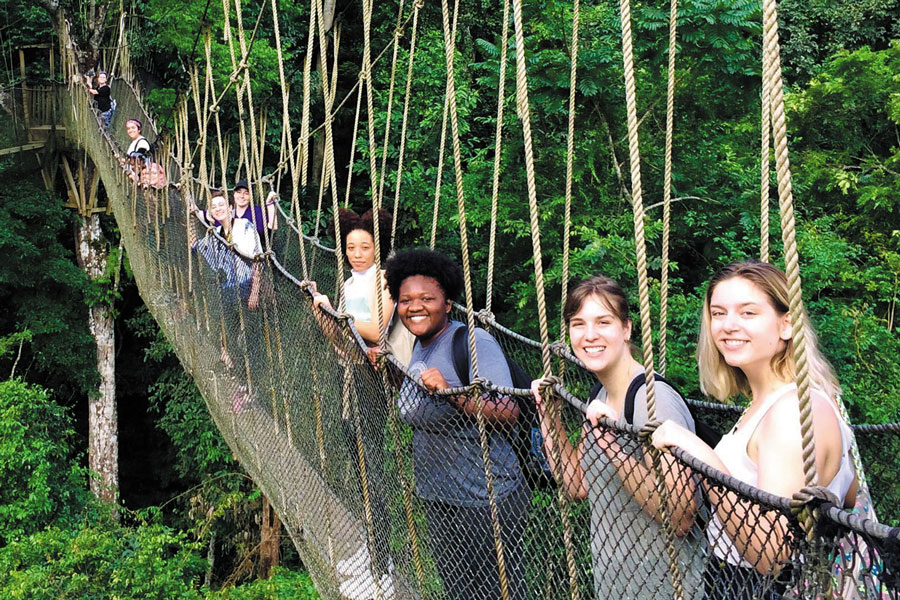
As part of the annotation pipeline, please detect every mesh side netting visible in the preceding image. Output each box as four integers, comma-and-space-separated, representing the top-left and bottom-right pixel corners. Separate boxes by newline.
57, 32, 900, 600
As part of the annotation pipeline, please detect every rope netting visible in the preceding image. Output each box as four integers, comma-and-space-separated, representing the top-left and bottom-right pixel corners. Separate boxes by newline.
53, 2, 900, 599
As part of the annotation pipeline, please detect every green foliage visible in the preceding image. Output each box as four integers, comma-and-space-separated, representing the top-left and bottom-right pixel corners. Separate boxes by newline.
0, 521, 207, 599
202, 568, 319, 599
0, 160, 97, 394
0, 380, 87, 545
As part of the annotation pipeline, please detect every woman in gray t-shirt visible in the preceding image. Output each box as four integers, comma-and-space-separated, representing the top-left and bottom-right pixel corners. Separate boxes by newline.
385, 249, 528, 600
531, 275, 703, 599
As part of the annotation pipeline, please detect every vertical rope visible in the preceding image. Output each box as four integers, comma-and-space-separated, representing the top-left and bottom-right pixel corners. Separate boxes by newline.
485, 0, 511, 316
389, 0, 423, 250
438, 0, 513, 596
299, 0, 316, 189
429, 0, 458, 250
375, 0, 407, 209
761, 0, 818, 488
659, 0, 678, 376
343, 84, 363, 209
558, 0, 580, 341
508, 0, 582, 598
760, 38, 771, 263
618, 0, 686, 594
270, 0, 309, 280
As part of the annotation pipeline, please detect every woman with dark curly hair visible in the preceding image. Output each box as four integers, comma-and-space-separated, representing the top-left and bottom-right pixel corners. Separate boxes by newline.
385, 248, 528, 600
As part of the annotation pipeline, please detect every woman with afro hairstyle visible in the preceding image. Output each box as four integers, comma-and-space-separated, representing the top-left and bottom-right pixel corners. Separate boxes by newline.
385, 248, 528, 600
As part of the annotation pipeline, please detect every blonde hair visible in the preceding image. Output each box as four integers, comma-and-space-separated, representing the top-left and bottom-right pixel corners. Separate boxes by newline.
698, 261, 839, 401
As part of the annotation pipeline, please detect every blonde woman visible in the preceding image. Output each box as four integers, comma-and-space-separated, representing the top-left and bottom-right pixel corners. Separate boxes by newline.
652, 261, 858, 599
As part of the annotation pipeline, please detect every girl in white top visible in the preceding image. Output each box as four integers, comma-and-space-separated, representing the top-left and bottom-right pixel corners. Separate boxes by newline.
312, 208, 396, 349
651, 261, 858, 598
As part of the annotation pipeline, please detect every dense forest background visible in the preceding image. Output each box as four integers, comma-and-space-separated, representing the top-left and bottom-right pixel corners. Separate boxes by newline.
1, 0, 899, 595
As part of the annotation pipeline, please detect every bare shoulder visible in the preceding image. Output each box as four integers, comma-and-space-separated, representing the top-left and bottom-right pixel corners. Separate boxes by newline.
759, 388, 842, 449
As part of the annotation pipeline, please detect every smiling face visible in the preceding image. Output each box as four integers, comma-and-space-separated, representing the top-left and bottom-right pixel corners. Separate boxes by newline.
209, 195, 231, 226
125, 120, 141, 140
397, 275, 451, 344
568, 294, 632, 378
345, 229, 376, 273
708, 276, 791, 378
234, 186, 250, 209
97, 73, 107, 85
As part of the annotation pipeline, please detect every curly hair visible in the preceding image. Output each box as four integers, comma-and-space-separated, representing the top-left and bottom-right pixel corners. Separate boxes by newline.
385, 248, 464, 303
337, 207, 392, 262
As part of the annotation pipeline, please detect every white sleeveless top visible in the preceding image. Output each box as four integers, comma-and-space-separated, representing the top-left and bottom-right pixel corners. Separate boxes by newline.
707, 383, 855, 567
343, 264, 377, 323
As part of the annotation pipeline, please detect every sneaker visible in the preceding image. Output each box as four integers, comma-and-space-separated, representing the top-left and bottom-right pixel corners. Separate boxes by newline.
338, 572, 395, 600
337, 546, 372, 578
338, 568, 376, 600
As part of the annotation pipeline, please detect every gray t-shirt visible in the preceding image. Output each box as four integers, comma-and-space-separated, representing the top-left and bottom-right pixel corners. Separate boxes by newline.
400, 321, 524, 507
582, 374, 705, 600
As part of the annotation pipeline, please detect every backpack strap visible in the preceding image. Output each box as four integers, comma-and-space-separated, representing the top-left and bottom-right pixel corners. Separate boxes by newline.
450, 325, 471, 387
623, 373, 685, 425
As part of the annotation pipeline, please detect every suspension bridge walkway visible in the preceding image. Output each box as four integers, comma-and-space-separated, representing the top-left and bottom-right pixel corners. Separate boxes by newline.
35, 1, 900, 598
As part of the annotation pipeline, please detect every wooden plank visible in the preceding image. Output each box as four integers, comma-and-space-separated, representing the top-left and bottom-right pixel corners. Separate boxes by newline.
0, 142, 45, 157
60, 155, 82, 212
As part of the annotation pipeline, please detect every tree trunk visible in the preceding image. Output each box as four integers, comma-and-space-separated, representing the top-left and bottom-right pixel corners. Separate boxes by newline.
75, 212, 118, 508
259, 494, 281, 579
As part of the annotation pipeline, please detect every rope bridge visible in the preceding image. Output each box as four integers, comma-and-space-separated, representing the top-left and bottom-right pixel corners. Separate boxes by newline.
50, 0, 900, 598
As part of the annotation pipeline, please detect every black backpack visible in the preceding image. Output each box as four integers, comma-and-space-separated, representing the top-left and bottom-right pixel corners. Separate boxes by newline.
449, 326, 556, 491
588, 373, 722, 448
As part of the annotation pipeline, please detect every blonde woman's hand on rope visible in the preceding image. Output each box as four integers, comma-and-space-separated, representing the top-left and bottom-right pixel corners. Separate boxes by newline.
651, 420, 717, 465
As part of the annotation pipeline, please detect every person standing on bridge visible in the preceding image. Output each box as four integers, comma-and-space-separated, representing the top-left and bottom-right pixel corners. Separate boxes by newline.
190, 192, 263, 412
385, 248, 528, 600
530, 275, 703, 600
85, 71, 114, 131
310, 207, 412, 600
650, 261, 857, 599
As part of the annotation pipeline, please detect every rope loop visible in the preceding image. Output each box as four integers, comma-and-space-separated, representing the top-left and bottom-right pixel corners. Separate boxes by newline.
468, 376, 488, 397
637, 419, 662, 442
790, 485, 841, 514
475, 308, 496, 325
538, 375, 563, 398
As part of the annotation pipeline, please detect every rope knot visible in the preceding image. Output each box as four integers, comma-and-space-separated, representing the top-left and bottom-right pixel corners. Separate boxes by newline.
538, 375, 563, 398
791, 485, 841, 541
637, 419, 662, 442
549, 340, 569, 356
790, 485, 840, 515
468, 376, 487, 395
475, 308, 496, 324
